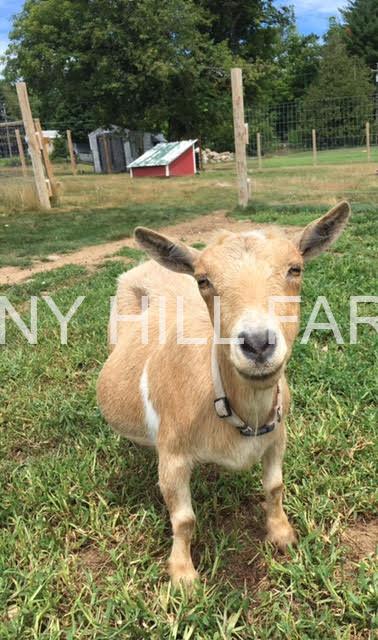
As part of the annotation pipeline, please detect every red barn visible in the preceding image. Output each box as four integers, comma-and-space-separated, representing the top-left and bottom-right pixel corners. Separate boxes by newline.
128, 140, 197, 178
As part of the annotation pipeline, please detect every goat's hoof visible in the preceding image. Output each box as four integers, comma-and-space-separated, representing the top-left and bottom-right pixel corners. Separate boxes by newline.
266, 524, 298, 551
169, 562, 199, 588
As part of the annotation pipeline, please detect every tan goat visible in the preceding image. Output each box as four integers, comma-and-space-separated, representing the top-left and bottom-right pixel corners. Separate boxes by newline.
97, 201, 350, 585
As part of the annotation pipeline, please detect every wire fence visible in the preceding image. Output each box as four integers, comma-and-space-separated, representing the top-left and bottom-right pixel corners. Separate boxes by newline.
246, 94, 378, 159
0, 121, 39, 211
1, 90, 378, 214
0, 121, 30, 171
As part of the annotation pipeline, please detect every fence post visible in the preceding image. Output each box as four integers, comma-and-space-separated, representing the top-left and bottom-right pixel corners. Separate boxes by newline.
365, 122, 371, 162
15, 128, 27, 177
66, 129, 78, 175
256, 132, 262, 170
312, 129, 317, 166
34, 118, 58, 200
16, 82, 51, 209
231, 68, 249, 208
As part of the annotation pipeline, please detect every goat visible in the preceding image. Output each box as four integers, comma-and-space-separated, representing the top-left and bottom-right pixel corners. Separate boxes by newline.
97, 201, 350, 585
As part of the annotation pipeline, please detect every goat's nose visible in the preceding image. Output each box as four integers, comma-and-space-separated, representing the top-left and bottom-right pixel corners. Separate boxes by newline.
238, 330, 276, 361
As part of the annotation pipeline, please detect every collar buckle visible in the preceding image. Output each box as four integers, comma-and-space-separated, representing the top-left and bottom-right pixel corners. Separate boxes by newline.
238, 423, 257, 437
214, 396, 232, 419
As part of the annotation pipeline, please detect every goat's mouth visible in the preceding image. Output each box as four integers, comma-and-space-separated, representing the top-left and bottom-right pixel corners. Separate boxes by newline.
236, 363, 283, 382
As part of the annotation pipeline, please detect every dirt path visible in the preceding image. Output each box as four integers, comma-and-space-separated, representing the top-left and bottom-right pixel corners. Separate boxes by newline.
0, 211, 298, 286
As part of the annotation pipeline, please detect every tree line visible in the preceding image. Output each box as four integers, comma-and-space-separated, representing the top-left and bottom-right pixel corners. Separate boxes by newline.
1, 0, 377, 149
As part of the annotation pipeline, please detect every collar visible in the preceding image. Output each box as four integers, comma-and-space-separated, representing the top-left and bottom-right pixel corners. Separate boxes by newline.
211, 340, 282, 437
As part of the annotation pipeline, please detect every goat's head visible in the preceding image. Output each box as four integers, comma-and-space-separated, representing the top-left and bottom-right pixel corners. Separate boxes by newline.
135, 201, 350, 387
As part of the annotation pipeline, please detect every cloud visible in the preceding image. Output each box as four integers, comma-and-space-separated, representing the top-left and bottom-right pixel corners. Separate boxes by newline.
291, 0, 346, 13
275, 0, 347, 35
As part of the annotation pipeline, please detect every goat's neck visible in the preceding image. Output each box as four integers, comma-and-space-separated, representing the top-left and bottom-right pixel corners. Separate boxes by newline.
216, 344, 277, 428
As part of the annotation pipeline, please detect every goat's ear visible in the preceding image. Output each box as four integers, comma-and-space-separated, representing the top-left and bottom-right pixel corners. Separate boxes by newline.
297, 201, 351, 261
134, 227, 199, 275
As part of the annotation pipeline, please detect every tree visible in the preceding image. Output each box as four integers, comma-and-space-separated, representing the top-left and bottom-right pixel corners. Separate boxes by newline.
0, 81, 21, 121
4, 0, 295, 147
342, 0, 378, 67
267, 18, 321, 104
300, 29, 373, 147
5, 0, 234, 144
196, 0, 290, 60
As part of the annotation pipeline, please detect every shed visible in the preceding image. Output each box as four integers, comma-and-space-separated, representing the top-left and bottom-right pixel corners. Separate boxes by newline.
73, 142, 92, 164
88, 126, 163, 174
128, 140, 198, 178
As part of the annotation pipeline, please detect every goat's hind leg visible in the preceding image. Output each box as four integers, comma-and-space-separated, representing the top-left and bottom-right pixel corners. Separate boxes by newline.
158, 451, 198, 585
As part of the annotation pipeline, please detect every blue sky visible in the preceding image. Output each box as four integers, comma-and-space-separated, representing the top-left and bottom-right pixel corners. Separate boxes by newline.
0, 0, 24, 60
0, 0, 347, 63
279, 0, 347, 36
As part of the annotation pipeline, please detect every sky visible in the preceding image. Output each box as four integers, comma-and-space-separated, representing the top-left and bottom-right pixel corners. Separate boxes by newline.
0, 0, 348, 64
0, 0, 23, 61
281, 0, 347, 36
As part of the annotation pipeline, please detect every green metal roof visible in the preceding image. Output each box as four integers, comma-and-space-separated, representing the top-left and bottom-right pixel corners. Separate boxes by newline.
128, 140, 197, 168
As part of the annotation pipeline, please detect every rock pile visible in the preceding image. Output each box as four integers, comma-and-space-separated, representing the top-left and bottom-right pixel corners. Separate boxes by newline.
202, 148, 234, 163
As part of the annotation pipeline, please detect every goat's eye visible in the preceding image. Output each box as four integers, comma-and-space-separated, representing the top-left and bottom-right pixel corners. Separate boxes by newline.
287, 265, 302, 277
197, 276, 210, 289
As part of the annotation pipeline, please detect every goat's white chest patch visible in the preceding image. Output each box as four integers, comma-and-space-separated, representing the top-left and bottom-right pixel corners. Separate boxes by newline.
139, 361, 160, 444
201, 430, 274, 471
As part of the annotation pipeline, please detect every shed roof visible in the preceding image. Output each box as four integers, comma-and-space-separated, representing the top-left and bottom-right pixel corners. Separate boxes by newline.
128, 140, 197, 168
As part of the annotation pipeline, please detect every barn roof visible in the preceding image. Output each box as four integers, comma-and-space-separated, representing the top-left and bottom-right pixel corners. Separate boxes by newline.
128, 140, 197, 168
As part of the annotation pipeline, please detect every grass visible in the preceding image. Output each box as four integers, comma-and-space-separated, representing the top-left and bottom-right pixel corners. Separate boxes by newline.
0, 206, 377, 638
1, 152, 378, 269
0, 204, 199, 268
0, 168, 236, 268
248, 145, 378, 168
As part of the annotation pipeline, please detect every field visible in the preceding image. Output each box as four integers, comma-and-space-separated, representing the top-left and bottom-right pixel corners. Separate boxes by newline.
1, 147, 378, 270
0, 158, 377, 638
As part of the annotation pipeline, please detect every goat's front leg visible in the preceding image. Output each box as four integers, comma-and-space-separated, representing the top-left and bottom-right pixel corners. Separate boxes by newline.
262, 439, 297, 550
158, 451, 198, 585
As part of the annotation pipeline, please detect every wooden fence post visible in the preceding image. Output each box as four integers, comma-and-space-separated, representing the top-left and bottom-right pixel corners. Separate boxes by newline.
365, 122, 371, 162
312, 129, 317, 166
34, 118, 58, 199
15, 128, 27, 177
256, 132, 262, 170
16, 82, 51, 209
66, 129, 78, 175
231, 68, 249, 208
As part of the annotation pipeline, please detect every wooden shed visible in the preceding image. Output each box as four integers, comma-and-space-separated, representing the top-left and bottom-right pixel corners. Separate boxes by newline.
88, 126, 162, 174
128, 140, 198, 178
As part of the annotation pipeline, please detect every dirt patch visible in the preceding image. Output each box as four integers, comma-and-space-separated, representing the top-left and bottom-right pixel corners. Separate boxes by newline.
342, 518, 378, 563
75, 543, 115, 583
214, 492, 268, 592
192, 468, 268, 591
0, 210, 300, 286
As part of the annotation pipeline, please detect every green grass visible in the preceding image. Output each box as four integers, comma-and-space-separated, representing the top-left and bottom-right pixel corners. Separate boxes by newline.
113, 246, 146, 261
0, 209, 377, 638
1, 152, 378, 268
248, 145, 378, 169
0, 202, 215, 268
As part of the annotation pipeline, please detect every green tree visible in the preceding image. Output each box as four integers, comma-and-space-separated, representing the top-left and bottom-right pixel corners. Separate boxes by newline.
196, 0, 290, 59
0, 81, 21, 121
5, 0, 233, 143
4, 0, 294, 147
300, 29, 373, 147
274, 25, 321, 102
342, 0, 378, 67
